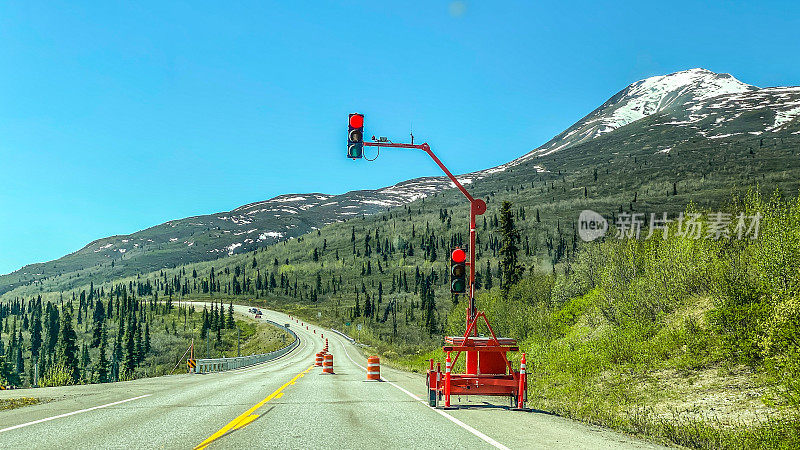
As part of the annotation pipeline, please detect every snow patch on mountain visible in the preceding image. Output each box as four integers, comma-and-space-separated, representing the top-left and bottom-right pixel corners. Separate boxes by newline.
771, 105, 800, 130
258, 231, 284, 241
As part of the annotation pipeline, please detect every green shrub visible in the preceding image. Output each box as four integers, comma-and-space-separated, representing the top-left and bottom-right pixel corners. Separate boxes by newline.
40, 361, 73, 387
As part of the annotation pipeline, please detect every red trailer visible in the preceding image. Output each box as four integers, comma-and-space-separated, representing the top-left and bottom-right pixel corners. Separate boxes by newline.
427, 312, 527, 409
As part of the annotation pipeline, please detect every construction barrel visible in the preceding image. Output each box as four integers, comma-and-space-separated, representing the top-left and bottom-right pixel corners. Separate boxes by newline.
366, 355, 381, 381
322, 353, 334, 374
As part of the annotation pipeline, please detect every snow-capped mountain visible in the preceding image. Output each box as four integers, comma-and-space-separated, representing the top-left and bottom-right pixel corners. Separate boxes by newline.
511, 68, 799, 162
518, 69, 757, 159
3, 68, 799, 295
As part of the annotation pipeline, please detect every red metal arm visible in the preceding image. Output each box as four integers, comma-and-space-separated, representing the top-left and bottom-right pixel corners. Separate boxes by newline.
363, 141, 486, 328
363, 142, 473, 201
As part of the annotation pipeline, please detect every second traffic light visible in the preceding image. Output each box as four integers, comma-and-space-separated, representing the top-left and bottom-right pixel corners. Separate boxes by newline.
450, 248, 466, 294
348, 113, 364, 159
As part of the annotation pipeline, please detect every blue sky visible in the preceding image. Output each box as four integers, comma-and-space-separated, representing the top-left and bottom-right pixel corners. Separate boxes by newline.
2, 1, 799, 275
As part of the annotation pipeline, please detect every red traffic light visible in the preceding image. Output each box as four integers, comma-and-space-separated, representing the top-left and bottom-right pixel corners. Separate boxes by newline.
349, 114, 364, 128
451, 248, 466, 263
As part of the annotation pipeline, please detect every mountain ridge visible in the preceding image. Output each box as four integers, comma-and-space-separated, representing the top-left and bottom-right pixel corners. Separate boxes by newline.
3, 68, 799, 295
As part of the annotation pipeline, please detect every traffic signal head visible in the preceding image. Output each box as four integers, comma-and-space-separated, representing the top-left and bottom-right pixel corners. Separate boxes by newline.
347, 113, 364, 159
450, 248, 467, 294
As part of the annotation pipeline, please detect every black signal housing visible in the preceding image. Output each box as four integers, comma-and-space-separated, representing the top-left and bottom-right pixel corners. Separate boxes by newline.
347, 113, 364, 159
450, 248, 466, 294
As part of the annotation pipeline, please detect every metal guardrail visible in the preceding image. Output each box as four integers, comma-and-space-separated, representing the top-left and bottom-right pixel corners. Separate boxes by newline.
330, 328, 356, 344
194, 319, 299, 374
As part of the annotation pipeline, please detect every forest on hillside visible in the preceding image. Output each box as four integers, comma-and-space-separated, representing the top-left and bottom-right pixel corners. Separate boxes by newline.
0, 292, 289, 387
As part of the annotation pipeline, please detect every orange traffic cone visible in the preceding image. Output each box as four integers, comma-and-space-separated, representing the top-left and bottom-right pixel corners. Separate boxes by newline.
512, 353, 530, 411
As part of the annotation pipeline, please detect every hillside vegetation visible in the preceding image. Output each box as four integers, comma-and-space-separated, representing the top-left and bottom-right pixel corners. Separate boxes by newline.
2, 70, 800, 448
448, 190, 800, 448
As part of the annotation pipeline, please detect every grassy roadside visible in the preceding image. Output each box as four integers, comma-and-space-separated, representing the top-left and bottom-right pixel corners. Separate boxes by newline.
256, 278, 800, 450
0, 397, 41, 411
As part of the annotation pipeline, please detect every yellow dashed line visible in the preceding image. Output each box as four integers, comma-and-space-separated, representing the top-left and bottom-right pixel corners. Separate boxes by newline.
194, 366, 313, 449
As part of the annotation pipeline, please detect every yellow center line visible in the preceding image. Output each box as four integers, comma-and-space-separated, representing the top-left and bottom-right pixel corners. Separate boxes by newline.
194, 365, 313, 450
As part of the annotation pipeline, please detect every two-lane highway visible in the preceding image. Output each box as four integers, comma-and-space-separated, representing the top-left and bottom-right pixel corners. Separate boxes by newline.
0, 305, 667, 449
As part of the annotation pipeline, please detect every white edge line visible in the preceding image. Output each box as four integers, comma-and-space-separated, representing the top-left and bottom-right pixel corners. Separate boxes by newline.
0, 394, 151, 434
335, 330, 510, 450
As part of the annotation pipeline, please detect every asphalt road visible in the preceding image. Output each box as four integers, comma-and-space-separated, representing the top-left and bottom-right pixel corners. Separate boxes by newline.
0, 305, 668, 449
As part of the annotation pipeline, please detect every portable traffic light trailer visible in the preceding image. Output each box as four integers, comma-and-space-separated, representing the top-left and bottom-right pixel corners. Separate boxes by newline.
347, 114, 528, 410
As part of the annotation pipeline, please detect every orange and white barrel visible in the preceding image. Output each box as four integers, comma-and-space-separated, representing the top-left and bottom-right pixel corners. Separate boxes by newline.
315, 352, 324, 367
366, 355, 381, 381
322, 353, 334, 374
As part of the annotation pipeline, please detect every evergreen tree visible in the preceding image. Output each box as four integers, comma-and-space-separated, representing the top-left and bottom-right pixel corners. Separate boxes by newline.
201, 306, 210, 338
484, 259, 493, 290
0, 351, 17, 386
57, 308, 80, 383
97, 324, 109, 383
144, 323, 151, 354
473, 271, 483, 290
227, 301, 234, 328
123, 316, 137, 376
135, 322, 144, 363
423, 278, 437, 335
90, 300, 105, 348
498, 201, 523, 298
46, 304, 60, 353
364, 296, 372, 318
15, 329, 24, 376
112, 334, 122, 382
30, 313, 43, 358
80, 342, 91, 381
